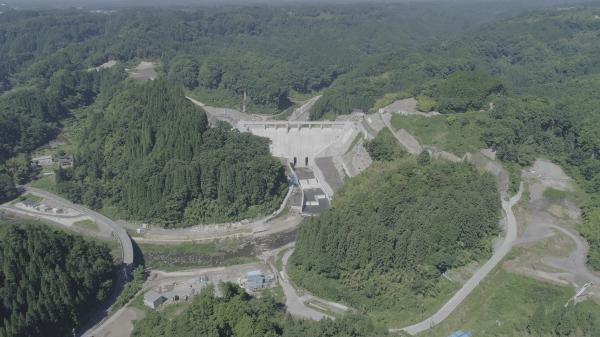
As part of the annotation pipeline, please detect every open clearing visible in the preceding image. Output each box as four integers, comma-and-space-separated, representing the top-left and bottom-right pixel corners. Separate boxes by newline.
512, 158, 600, 292
129, 61, 158, 81
74, 219, 100, 232
390, 111, 489, 156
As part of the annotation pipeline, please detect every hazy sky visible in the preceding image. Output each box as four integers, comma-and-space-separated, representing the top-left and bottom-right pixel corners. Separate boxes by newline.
1, 0, 588, 10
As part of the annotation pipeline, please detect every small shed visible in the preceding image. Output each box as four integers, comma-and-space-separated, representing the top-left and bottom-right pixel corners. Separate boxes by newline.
144, 291, 166, 309
247, 270, 265, 291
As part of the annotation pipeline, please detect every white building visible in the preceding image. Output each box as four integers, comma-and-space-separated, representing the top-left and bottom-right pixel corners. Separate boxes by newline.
32, 155, 53, 166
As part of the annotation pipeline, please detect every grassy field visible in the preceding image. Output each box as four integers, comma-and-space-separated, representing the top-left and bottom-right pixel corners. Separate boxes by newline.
390, 111, 490, 156
543, 187, 571, 202
30, 175, 57, 193
97, 200, 130, 221
74, 219, 99, 232
419, 266, 581, 337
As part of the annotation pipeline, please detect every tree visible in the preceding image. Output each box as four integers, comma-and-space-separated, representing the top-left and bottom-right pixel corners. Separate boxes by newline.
198, 59, 222, 89
0, 173, 17, 202
365, 128, 406, 161
5, 154, 33, 184
57, 81, 288, 227
167, 56, 199, 89
291, 159, 499, 312
417, 150, 431, 166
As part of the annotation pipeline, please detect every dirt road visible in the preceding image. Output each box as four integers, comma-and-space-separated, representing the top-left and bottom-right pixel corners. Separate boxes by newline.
288, 96, 321, 121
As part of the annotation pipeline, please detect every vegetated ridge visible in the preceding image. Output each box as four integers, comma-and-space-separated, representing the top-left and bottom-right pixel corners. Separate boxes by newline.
56, 80, 287, 227
291, 156, 500, 322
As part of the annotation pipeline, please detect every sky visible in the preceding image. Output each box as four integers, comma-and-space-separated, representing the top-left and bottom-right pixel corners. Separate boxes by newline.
1, 0, 588, 10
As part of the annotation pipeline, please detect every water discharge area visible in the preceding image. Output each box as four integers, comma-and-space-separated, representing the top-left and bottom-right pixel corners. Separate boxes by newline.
237, 120, 360, 214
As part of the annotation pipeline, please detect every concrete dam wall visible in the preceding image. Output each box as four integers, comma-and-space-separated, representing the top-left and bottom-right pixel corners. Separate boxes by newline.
237, 121, 358, 167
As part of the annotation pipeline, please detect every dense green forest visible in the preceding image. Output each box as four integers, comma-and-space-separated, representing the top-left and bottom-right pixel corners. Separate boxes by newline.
0, 1, 525, 201
0, 3, 600, 335
0, 4, 536, 112
0, 221, 114, 337
132, 283, 385, 337
290, 158, 499, 321
56, 80, 287, 226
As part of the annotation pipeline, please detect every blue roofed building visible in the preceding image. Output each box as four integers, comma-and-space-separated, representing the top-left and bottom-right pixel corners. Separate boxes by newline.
247, 270, 266, 291
447, 331, 472, 337
241, 270, 276, 291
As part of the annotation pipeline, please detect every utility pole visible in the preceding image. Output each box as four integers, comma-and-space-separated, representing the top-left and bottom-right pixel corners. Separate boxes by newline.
242, 88, 247, 113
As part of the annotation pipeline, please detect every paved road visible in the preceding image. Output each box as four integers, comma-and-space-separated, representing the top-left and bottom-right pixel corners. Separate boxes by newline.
279, 248, 332, 320
130, 186, 299, 243
4, 187, 136, 337
24, 187, 134, 269
392, 183, 524, 335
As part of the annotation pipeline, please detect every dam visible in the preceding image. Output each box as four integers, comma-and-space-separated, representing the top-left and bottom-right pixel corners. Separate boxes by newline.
237, 120, 365, 212
188, 97, 373, 213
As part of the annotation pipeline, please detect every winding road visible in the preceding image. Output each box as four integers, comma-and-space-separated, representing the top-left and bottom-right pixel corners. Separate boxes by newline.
0, 186, 136, 337
23, 186, 135, 270
392, 183, 523, 335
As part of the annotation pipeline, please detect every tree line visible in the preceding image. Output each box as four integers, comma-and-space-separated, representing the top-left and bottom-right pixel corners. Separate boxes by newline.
132, 282, 386, 337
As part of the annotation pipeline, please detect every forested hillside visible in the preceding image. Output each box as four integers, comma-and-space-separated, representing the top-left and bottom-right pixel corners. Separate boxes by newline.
0, 65, 125, 201
132, 283, 385, 337
0, 2, 522, 201
290, 158, 499, 321
0, 4, 527, 112
56, 80, 287, 226
0, 221, 114, 337
316, 7, 600, 270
